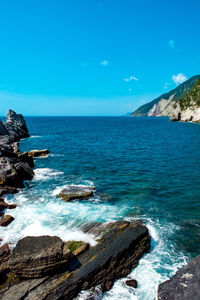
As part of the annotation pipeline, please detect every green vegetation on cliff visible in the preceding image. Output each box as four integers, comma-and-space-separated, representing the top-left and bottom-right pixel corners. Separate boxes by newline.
131, 75, 200, 116
174, 79, 200, 111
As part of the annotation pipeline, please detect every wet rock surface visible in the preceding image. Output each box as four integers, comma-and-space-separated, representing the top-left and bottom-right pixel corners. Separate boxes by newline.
158, 255, 200, 300
9, 235, 70, 279
126, 278, 138, 288
28, 149, 50, 157
0, 215, 14, 227
58, 185, 95, 201
0, 221, 150, 300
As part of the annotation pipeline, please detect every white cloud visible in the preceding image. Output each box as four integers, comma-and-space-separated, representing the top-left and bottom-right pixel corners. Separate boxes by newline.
168, 39, 175, 48
172, 73, 187, 85
123, 76, 138, 82
163, 82, 171, 90
100, 60, 109, 66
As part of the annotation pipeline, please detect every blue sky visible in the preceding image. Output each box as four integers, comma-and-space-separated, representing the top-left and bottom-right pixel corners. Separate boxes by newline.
0, 0, 199, 116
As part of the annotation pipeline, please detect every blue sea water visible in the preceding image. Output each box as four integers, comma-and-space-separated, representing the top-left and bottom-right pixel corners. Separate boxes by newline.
1, 116, 200, 299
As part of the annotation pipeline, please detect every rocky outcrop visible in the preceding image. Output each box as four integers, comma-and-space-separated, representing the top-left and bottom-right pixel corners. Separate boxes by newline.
9, 236, 70, 278
157, 255, 200, 300
28, 149, 50, 157
131, 75, 200, 123
0, 221, 150, 300
58, 185, 95, 201
0, 111, 35, 197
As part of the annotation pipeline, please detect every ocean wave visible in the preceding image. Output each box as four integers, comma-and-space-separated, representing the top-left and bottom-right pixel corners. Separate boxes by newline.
34, 168, 64, 181
103, 219, 188, 300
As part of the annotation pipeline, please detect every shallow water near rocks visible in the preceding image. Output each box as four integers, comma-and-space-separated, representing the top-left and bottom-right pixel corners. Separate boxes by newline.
1, 116, 200, 299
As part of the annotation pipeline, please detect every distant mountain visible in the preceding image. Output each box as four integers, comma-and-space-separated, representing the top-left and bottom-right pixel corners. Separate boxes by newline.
131, 75, 200, 122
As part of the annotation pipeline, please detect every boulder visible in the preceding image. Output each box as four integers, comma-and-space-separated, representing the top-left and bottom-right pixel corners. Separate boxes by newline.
28, 149, 50, 157
58, 185, 95, 201
158, 255, 200, 300
126, 278, 138, 288
9, 236, 70, 278
0, 215, 14, 227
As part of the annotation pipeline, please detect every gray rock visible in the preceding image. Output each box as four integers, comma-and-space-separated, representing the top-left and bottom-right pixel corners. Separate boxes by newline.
158, 255, 200, 300
9, 236, 70, 278
58, 185, 95, 201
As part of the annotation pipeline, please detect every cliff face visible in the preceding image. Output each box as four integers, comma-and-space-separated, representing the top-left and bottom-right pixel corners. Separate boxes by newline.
131, 75, 200, 122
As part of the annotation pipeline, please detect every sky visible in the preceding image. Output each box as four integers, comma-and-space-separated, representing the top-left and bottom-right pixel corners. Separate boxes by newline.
0, 0, 200, 116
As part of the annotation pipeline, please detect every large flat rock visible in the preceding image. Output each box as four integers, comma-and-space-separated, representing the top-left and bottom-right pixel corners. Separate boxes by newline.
58, 185, 95, 201
158, 255, 200, 300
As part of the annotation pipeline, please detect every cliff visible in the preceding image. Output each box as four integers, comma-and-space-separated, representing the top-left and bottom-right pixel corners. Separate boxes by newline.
131, 75, 200, 122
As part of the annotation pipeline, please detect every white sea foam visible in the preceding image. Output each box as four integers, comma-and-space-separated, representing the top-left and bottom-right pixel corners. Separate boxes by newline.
103, 219, 188, 300
34, 168, 64, 181
29, 135, 42, 138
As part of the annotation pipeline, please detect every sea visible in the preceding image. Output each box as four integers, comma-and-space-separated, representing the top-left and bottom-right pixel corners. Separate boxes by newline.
1, 116, 200, 300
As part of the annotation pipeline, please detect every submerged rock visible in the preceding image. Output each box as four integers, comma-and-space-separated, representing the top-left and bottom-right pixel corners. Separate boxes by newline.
9, 236, 70, 278
28, 149, 50, 157
158, 255, 200, 300
58, 185, 95, 201
0, 215, 14, 227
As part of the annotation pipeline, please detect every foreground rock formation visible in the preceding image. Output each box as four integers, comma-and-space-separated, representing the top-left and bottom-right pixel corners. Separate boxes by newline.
131, 75, 200, 122
58, 185, 95, 201
0, 221, 150, 300
9, 236, 70, 278
158, 255, 200, 300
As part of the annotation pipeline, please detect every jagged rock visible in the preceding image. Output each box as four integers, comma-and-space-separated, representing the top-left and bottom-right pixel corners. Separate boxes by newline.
28, 149, 50, 157
0, 215, 14, 227
17, 152, 34, 168
126, 278, 138, 288
9, 236, 70, 278
158, 255, 200, 300
58, 185, 95, 201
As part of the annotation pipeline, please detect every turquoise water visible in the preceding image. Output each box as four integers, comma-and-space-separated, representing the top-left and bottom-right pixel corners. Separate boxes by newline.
1, 116, 200, 299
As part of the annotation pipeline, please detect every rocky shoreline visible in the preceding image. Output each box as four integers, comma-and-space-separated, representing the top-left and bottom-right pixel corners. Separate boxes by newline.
0, 110, 151, 299
0, 110, 199, 300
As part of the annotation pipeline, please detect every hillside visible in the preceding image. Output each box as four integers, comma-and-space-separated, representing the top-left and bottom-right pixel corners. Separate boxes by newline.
131, 75, 200, 122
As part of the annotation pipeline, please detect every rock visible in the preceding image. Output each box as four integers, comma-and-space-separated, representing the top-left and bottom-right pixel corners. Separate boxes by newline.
42, 221, 150, 300
9, 236, 70, 278
0, 186, 18, 197
17, 152, 34, 168
58, 185, 95, 201
65, 241, 89, 256
0, 215, 14, 227
28, 149, 50, 157
0, 198, 9, 212
158, 255, 200, 300
0, 243, 11, 279
8, 204, 17, 210
0, 221, 150, 300
126, 278, 138, 288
